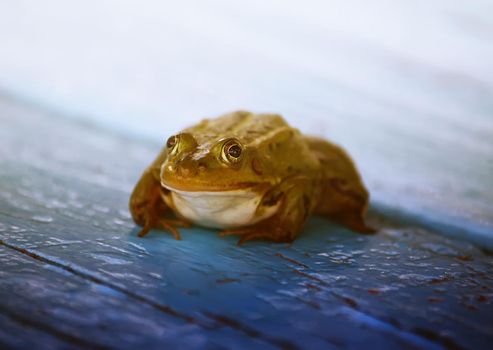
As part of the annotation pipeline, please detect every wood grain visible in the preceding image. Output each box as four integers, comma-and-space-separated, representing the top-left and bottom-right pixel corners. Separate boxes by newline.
1, 97, 492, 349
0, 1, 492, 348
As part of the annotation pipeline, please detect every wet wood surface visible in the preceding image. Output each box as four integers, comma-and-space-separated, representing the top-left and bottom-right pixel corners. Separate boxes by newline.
1, 96, 492, 349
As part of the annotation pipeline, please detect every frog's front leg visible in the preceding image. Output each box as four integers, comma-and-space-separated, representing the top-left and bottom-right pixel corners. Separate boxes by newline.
219, 177, 313, 245
129, 153, 190, 239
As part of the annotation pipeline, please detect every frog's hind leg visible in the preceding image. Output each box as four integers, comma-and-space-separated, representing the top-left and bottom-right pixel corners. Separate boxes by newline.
304, 136, 375, 234
315, 179, 375, 234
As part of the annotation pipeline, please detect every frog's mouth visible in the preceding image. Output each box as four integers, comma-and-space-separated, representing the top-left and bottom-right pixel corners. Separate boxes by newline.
160, 179, 265, 193
160, 183, 278, 229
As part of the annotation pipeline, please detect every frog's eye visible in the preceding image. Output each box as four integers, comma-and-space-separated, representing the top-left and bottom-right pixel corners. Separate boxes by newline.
228, 144, 242, 158
221, 139, 243, 164
166, 135, 177, 149
166, 133, 197, 155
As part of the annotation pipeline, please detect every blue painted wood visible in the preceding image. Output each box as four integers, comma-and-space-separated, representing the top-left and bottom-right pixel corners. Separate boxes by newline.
0, 312, 72, 350
0, 246, 279, 350
1, 97, 492, 349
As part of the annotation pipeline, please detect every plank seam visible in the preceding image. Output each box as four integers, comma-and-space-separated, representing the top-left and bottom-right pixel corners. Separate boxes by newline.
0, 305, 110, 350
0, 239, 301, 350
276, 253, 467, 350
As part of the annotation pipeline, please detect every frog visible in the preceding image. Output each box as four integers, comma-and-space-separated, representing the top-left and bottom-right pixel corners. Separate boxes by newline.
129, 111, 374, 245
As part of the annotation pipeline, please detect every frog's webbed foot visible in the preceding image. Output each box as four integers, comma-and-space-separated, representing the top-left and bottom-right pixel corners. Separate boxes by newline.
138, 216, 191, 240
219, 225, 293, 246
131, 179, 191, 240
328, 208, 375, 235
345, 216, 376, 234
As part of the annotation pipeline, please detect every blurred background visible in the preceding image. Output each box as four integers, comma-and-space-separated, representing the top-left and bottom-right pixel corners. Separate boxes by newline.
0, 0, 492, 247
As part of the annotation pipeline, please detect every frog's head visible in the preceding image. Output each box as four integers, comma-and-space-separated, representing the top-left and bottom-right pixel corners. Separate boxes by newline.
160, 131, 271, 192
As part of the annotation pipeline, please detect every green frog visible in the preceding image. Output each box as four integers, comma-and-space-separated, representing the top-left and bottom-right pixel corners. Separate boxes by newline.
129, 111, 374, 244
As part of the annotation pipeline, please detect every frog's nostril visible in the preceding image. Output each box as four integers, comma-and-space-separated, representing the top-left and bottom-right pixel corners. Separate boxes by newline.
179, 167, 190, 176
177, 159, 198, 176
198, 162, 207, 171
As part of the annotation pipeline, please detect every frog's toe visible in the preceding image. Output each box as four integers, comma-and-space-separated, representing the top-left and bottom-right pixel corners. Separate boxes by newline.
218, 227, 264, 244
137, 224, 152, 238
164, 218, 192, 228
136, 216, 186, 240
237, 230, 293, 245
158, 220, 182, 240
219, 227, 293, 245
342, 215, 377, 234
218, 228, 251, 237
237, 231, 268, 245
136, 215, 155, 237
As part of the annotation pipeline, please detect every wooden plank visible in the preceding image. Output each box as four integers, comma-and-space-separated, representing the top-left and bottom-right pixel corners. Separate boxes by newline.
0, 245, 288, 350
1, 97, 493, 349
0, 312, 74, 350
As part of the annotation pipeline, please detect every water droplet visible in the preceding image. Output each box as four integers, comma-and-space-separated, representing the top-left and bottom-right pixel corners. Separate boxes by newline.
149, 272, 163, 279
420, 243, 459, 256
113, 218, 125, 225
118, 209, 131, 219
90, 254, 131, 265
92, 204, 109, 213
32, 215, 53, 223
46, 199, 68, 209
10, 225, 27, 233
68, 200, 83, 209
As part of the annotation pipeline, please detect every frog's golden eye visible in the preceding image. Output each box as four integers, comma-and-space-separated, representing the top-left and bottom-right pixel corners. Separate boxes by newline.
221, 139, 243, 164
228, 144, 242, 158
166, 133, 197, 156
166, 135, 177, 149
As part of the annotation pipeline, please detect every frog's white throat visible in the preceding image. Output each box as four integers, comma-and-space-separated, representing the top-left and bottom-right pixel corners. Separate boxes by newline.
161, 186, 279, 229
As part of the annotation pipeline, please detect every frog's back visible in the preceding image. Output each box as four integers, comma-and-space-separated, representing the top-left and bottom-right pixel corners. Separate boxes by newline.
183, 111, 290, 147
187, 111, 321, 177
